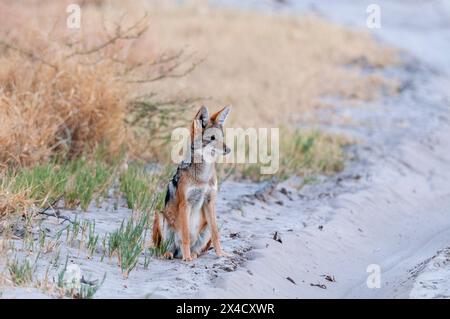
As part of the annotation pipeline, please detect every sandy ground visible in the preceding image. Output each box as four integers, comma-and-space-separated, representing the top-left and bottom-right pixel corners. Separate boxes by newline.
1, 0, 450, 298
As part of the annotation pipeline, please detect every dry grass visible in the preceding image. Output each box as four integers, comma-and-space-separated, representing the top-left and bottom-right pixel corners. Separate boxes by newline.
145, 0, 400, 127
0, 53, 127, 167
0, 177, 33, 218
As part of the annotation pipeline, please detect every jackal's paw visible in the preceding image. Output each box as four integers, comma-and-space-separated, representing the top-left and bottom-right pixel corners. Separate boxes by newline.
182, 255, 193, 262
163, 252, 174, 260
191, 252, 199, 259
216, 250, 231, 258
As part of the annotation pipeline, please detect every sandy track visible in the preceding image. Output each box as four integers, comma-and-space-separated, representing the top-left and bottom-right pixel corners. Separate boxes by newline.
197, 0, 450, 298
198, 129, 450, 298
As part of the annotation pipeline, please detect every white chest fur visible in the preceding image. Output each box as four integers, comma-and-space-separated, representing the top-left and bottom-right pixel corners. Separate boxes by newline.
186, 184, 214, 242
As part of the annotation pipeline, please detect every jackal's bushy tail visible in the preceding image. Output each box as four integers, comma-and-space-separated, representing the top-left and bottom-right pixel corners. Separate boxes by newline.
152, 212, 162, 247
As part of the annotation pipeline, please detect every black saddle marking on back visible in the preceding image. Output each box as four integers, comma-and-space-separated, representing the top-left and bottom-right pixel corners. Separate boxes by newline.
164, 160, 191, 207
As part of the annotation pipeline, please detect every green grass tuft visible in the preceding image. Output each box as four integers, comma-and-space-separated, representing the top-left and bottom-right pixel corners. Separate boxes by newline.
11, 162, 69, 208
235, 129, 350, 182
8, 258, 34, 286
108, 213, 149, 278
64, 158, 117, 211
119, 163, 168, 213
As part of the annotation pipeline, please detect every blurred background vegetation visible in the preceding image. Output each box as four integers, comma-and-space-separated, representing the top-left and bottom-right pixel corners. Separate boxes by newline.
0, 0, 399, 217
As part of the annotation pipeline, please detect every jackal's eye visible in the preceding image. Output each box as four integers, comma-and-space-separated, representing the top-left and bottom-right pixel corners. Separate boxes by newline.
210, 135, 215, 141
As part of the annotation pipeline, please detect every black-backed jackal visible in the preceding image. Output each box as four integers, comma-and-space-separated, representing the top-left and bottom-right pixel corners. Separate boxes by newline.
152, 106, 231, 261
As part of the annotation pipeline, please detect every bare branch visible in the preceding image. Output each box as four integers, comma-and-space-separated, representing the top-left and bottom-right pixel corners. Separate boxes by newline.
110, 49, 186, 75
65, 13, 149, 59
147, 50, 185, 67
123, 56, 206, 84
0, 40, 58, 70
127, 96, 204, 126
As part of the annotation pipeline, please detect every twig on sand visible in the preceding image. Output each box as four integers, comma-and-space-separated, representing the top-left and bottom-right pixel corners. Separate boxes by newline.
286, 277, 296, 285
37, 195, 73, 224
310, 283, 327, 289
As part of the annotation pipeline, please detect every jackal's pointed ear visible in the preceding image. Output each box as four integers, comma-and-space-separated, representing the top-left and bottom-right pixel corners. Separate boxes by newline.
191, 119, 202, 143
194, 106, 209, 128
210, 105, 231, 126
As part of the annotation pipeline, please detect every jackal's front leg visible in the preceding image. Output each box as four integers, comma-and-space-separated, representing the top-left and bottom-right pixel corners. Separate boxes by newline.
178, 200, 192, 261
203, 195, 229, 257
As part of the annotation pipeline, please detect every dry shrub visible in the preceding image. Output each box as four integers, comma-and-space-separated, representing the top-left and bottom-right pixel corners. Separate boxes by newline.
0, 0, 199, 168
0, 52, 127, 167
0, 177, 33, 218
0, 0, 129, 167
0, 190, 31, 218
